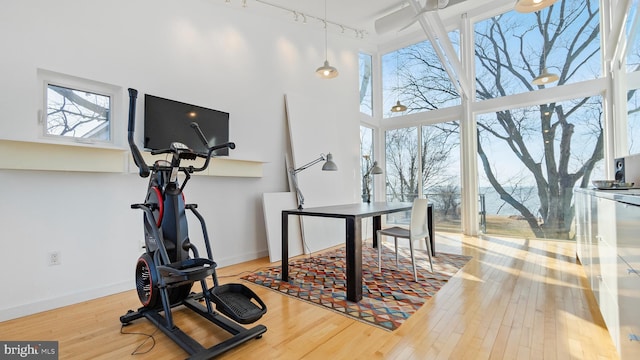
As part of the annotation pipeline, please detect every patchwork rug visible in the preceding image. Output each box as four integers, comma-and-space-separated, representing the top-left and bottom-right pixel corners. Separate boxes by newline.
242, 243, 471, 331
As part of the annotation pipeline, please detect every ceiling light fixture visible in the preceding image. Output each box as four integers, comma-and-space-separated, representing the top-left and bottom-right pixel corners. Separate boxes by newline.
514, 0, 557, 13
532, 68, 559, 85
316, 0, 338, 79
532, 8, 559, 86
391, 100, 408, 113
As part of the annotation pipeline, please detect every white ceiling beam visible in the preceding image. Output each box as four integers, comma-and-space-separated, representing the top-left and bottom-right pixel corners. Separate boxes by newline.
407, 0, 471, 97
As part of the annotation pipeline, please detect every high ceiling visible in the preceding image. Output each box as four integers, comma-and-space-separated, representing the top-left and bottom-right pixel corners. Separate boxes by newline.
243, 0, 516, 46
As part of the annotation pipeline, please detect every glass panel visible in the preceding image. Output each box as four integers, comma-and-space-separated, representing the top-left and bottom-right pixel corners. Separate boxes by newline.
46, 84, 111, 141
385, 127, 418, 224
422, 121, 461, 233
360, 126, 375, 202
626, 0, 640, 73
359, 53, 373, 116
385, 127, 419, 202
629, 88, 640, 154
477, 96, 604, 240
475, 0, 601, 100
382, 31, 460, 118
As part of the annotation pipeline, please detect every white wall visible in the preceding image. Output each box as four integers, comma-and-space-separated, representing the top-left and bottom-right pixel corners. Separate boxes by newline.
0, 0, 363, 321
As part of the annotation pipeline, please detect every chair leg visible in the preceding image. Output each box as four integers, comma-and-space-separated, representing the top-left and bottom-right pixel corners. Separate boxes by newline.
425, 236, 433, 273
394, 237, 398, 266
409, 240, 417, 281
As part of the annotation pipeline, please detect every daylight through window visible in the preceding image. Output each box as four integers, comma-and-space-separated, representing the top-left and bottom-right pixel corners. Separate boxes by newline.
45, 84, 111, 141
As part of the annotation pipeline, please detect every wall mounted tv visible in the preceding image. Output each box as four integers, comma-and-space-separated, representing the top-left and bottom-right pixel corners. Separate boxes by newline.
144, 94, 230, 156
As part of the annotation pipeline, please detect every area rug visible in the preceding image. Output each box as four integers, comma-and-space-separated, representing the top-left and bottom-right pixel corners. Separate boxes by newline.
242, 243, 471, 331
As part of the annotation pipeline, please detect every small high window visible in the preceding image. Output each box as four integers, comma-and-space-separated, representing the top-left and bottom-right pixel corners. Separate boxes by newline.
45, 84, 111, 141
39, 69, 118, 144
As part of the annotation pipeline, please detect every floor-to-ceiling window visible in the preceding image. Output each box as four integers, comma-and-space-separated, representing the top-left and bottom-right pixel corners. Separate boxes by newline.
422, 122, 461, 232
625, 1, 640, 154
473, 0, 602, 239
379, 0, 612, 239
382, 29, 462, 231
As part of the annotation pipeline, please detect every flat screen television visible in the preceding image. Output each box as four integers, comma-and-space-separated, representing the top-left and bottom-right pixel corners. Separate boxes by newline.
144, 94, 230, 156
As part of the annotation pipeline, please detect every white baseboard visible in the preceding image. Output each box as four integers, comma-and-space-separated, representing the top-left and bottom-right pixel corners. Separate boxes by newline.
0, 281, 133, 322
216, 249, 269, 268
0, 250, 269, 322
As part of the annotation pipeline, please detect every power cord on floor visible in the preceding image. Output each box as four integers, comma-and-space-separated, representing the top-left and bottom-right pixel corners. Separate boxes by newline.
216, 266, 268, 279
120, 323, 158, 355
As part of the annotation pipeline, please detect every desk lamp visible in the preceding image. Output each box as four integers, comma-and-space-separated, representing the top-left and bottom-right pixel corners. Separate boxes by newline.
290, 153, 337, 209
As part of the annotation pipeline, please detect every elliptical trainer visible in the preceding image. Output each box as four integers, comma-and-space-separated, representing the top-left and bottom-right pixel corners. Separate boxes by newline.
120, 88, 267, 359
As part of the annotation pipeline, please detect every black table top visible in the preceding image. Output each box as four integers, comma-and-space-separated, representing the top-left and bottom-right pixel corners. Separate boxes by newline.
282, 202, 413, 218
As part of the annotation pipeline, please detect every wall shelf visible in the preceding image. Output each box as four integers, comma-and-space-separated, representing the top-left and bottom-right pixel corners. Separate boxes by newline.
0, 139, 264, 177
0, 139, 127, 173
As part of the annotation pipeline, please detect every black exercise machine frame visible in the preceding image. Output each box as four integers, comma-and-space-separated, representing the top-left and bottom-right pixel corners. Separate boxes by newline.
120, 88, 266, 359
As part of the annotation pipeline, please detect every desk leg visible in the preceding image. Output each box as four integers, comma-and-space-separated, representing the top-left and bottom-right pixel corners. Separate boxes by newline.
345, 216, 363, 302
372, 215, 381, 248
281, 212, 289, 282
428, 205, 435, 256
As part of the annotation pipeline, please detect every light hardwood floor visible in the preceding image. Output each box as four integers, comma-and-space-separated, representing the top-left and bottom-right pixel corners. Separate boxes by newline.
0, 234, 620, 359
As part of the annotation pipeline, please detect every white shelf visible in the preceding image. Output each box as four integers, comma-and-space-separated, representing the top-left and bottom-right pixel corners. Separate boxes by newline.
0, 139, 264, 177
0, 139, 127, 173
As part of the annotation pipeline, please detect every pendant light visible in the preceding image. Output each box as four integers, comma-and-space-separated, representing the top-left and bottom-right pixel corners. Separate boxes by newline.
514, 0, 558, 13
391, 101, 407, 112
316, 0, 338, 79
532, 8, 558, 86
390, 51, 407, 112
532, 68, 559, 85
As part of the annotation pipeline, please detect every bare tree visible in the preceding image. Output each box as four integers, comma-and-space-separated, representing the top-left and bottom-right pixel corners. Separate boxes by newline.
47, 86, 109, 138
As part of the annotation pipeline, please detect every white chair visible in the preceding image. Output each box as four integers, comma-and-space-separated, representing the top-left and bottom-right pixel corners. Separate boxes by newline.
376, 198, 433, 281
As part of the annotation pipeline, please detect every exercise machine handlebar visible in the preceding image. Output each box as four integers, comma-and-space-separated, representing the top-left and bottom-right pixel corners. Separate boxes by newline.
127, 88, 150, 178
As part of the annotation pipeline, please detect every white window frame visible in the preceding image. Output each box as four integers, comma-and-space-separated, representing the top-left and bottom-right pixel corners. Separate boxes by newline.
37, 69, 121, 147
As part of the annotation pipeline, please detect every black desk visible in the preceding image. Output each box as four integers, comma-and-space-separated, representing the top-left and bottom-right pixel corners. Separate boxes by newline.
281, 202, 434, 302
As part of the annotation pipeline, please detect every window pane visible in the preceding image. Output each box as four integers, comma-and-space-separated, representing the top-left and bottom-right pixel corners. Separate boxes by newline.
475, 0, 601, 100
382, 31, 460, 118
385, 127, 419, 203
360, 126, 375, 202
359, 53, 373, 116
46, 84, 111, 141
385, 127, 418, 225
422, 122, 461, 233
626, 0, 639, 72
629, 88, 640, 154
477, 96, 604, 240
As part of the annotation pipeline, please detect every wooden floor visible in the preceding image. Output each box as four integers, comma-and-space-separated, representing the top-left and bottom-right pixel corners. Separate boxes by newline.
0, 234, 620, 359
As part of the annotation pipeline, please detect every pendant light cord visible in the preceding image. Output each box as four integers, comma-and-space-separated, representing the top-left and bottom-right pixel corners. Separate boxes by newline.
324, 0, 328, 61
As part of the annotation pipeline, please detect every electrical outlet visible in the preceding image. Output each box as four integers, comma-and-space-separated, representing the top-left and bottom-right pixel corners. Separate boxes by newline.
48, 251, 61, 266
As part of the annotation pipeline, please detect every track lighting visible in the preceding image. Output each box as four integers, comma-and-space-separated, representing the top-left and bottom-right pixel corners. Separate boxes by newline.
232, 1, 366, 40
